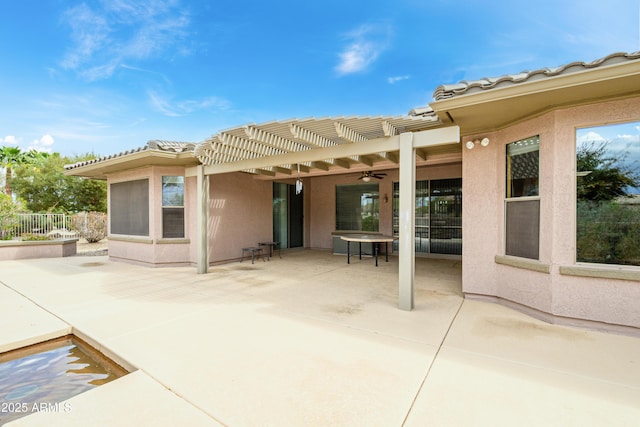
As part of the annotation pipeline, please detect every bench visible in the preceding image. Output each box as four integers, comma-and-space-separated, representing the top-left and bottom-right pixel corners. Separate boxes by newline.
241, 247, 266, 264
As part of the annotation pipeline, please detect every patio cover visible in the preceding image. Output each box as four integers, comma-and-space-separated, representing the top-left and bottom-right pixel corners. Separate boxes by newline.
187, 116, 461, 311
192, 115, 459, 177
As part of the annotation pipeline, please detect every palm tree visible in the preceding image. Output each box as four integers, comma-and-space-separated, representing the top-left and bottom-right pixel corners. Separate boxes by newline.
0, 147, 48, 196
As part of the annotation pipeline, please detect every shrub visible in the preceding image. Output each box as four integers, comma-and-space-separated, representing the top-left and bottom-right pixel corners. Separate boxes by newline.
0, 194, 23, 240
21, 233, 52, 241
577, 200, 640, 265
70, 211, 107, 243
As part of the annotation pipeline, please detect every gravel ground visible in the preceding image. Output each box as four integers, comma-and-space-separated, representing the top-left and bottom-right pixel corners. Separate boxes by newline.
76, 239, 108, 256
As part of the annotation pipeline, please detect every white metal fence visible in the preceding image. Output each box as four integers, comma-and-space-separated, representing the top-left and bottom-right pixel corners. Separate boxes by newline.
13, 213, 80, 239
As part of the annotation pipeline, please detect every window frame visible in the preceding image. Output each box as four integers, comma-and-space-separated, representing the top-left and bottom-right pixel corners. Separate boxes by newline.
575, 121, 640, 267
504, 136, 541, 260
161, 176, 185, 239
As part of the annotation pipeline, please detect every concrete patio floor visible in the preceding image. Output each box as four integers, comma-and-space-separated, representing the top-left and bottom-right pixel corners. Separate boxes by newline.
1, 250, 639, 426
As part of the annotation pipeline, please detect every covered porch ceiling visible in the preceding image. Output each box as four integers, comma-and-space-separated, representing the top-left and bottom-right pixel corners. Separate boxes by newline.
193, 115, 461, 179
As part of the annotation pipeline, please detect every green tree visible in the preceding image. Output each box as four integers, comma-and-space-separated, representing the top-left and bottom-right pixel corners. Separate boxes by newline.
11, 153, 106, 213
576, 140, 639, 202
0, 146, 48, 196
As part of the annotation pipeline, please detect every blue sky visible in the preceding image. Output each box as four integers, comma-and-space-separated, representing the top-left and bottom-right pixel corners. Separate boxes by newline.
1, 0, 639, 157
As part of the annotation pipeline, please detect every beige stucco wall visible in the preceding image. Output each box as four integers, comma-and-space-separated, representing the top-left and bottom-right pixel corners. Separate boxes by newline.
107, 168, 273, 266
208, 172, 273, 264
0, 239, 77, 260
107, 166, 192, 267
463, 96, 640, 330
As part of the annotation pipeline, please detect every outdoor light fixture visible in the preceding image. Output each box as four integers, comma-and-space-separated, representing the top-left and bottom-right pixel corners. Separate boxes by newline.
465, 137, 490, 149
295, 164, 303, 194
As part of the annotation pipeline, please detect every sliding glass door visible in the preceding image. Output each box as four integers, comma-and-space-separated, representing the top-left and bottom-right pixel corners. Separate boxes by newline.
393, 178, 462, 255
273, 182, 303, 249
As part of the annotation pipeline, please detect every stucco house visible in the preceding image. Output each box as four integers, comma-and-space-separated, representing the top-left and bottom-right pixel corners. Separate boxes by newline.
66, 51, 640, 334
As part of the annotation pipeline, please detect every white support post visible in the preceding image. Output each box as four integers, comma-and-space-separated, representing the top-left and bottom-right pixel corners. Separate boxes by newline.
398, 132, 416, 310
196, 165, 209, 274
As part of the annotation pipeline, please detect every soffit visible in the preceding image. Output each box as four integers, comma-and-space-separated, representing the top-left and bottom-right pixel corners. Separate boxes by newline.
426, 51, 640, 134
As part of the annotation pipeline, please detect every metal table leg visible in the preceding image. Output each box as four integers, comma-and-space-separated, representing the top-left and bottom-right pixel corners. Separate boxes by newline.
374, 242, 379, 267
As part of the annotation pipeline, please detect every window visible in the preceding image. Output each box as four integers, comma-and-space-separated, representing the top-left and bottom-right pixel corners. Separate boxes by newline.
505, 136, 540, 259
162, 176, 185, 238
110, 179, 149, 236
336, 183, 379, 232
576, 122, 640, 266
506, 136, 539, 197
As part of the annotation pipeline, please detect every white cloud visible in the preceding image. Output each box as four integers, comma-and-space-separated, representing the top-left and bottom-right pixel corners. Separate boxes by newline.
387, 75, 410, 84
576, 130, 606, 144
60, 0, 191, 81
335, 24, 392, 76
60, 3, 110, 71
2, 136, 19, 145
148, 91, 230, 117
29, 134, 55, 153
148, 91, 181, 117
616, 133, 640, 143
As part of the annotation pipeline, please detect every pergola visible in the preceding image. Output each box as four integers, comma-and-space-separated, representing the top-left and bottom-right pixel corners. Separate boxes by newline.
186, 115, 460, 310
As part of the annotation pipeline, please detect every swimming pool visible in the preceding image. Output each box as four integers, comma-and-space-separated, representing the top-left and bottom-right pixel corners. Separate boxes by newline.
0, 335, 128, 424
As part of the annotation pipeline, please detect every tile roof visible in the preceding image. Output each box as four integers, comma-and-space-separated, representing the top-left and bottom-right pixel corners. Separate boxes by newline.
64, 140, 197, 171
431, 51, 640, 102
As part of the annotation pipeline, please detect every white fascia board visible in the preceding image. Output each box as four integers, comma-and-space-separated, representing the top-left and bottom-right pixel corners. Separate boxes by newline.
410, 126, 460, 148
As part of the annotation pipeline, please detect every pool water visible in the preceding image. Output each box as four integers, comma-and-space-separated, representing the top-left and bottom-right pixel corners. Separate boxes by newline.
0, 336, 128, 424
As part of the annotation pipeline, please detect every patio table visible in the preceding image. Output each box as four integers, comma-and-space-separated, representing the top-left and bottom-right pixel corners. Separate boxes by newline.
340, 234, 397, 267
258, 241, 281, 259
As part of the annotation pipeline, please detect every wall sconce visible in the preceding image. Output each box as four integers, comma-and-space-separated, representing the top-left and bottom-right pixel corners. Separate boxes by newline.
383, 194, 388, 203
465, 137, 490, 149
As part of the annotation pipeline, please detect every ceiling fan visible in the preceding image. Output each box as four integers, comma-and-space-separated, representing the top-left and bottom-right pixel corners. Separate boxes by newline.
358, 171, 386, 182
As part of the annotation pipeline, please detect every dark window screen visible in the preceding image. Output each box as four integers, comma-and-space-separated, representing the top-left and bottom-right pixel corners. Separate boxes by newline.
110, 179, 149, 236
162, 208, 184, 238
505, 200, 540, 259
335, 183, 379, 231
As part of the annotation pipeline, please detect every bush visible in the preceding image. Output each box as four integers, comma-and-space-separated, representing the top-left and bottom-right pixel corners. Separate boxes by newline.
577, 200, 640, 265
70, 211, 107, 243
21, 233, 52, 241
0, 194, 24, 240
